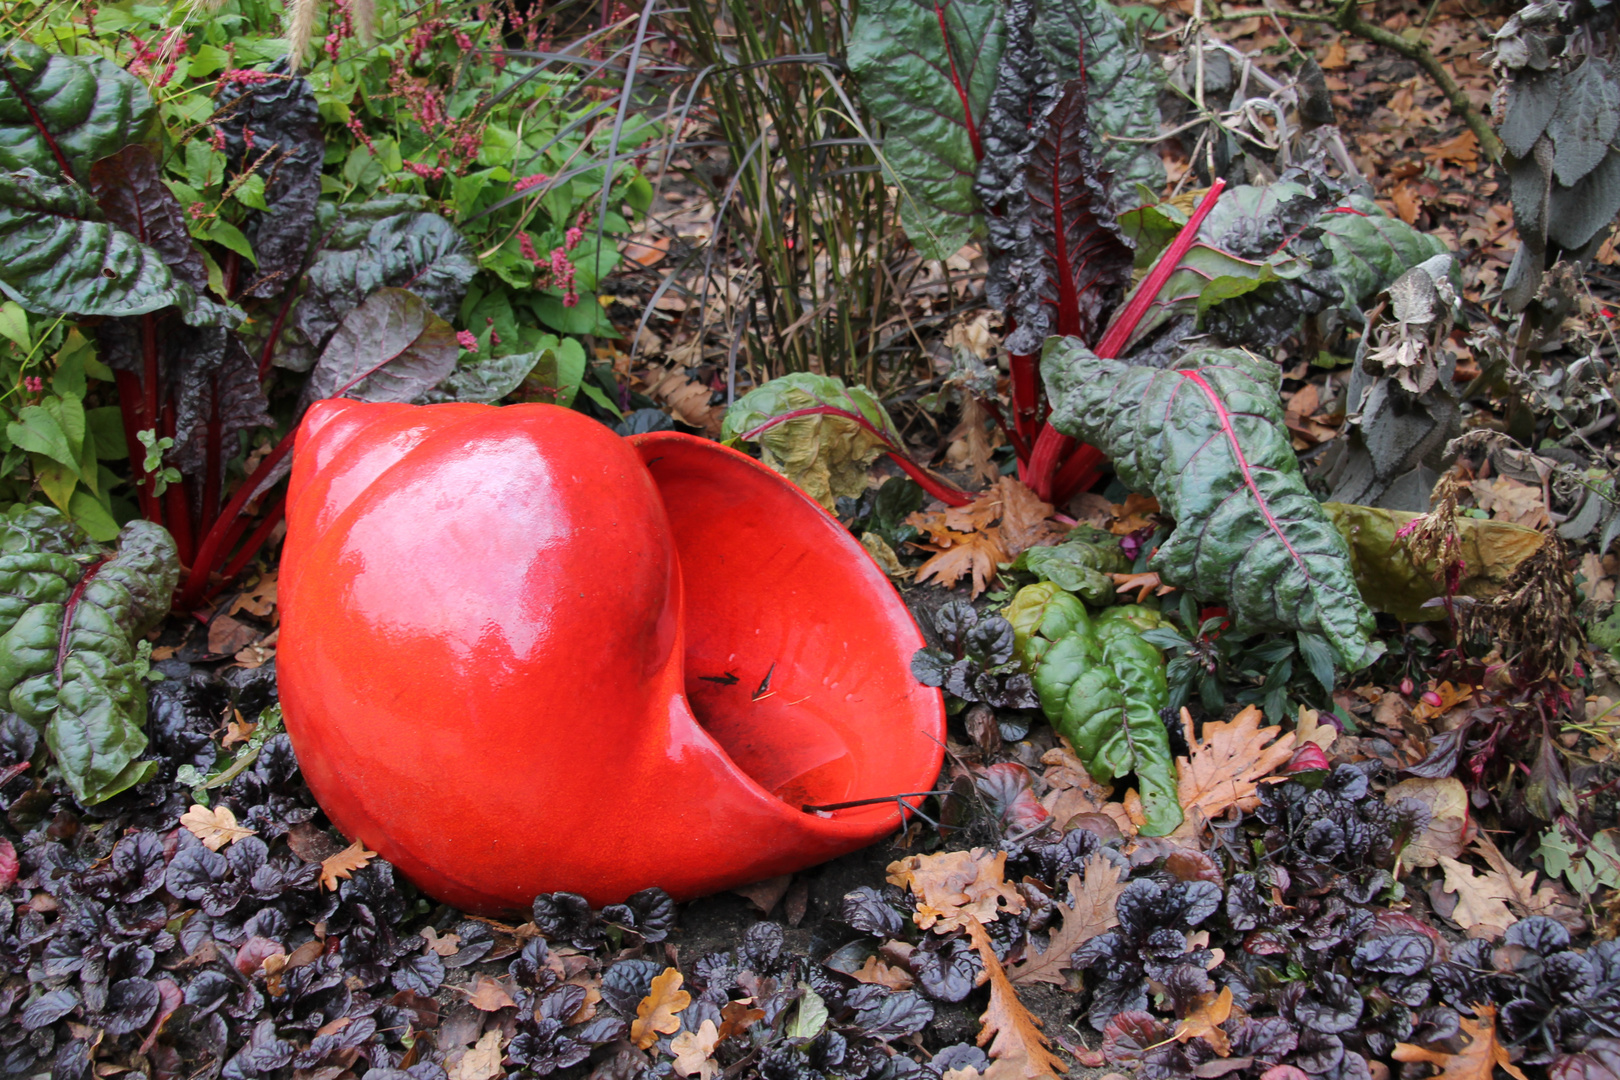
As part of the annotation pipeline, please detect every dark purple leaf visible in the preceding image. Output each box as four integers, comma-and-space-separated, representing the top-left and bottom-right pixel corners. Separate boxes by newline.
849, 988, 933, 1039
910, 936, 980, 1002
100, 977, 159, 1036
170, 334, 274, 493
1553, 1039, 1620, 1080
1295, 972, 1362, 1034
1354, 931, 1432, 976
222, 1018, 296, 1080
841, 886, 906, 938
214, 71, 323, 298
600, 958, 662, 1015
20, 987, 79, 1029
1102, 1010, 1170, 1065
744, 921, 786, 974
298, 288, 458, 409
392, 950, 445, 996
88, 144, 207, 291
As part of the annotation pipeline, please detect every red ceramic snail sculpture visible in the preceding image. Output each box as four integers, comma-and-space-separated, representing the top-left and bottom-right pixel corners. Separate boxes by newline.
277, 399, 945, 913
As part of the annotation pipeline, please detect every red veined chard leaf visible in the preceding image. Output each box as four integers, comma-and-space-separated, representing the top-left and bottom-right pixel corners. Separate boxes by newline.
0, 168, 201, 319
1042, 339, 1382, 670
299, 287, 460, 409
88, 145, 208, 292
1106, 179, 1449, 358
0, 41, 156, 182
848, 0, 1006, 261
1006, 77, 1133, 355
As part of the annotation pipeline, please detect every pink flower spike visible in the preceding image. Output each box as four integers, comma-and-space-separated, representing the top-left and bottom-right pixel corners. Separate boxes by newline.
24, 376, 43, 393
513, 173, 550, 192
456, 330, 477, 351
565, 226, 583, 251
562, 291, 579, 308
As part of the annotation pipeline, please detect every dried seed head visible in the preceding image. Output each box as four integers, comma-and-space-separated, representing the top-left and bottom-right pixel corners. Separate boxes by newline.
285, 0, 320, 71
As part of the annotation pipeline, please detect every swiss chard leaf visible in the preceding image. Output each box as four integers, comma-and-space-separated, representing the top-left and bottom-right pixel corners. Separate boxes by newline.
1107, 180, 1448, 356
299, 287, 460, 409
421, 348, 548, 404
1010, 77, 1133, 353
1043, 340, 1381, 670
848, 0, 1006, 261
88, 144, 209, 293
0, 42, 156, 182
213, 70, 324, 299
721, 373, 907, 510
1032, 0, 1166, 207
0, 169, 202, 319
171, 336, 274, 487
0, 511, 178, 804
276, 197, 478, 371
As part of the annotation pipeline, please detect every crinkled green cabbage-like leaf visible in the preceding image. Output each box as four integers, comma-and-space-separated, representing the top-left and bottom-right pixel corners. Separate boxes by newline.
722, 373, 905, 511
849, 0, 1006, 261
0, 41, 156, 182
0, 169, 199, 319
0, 508, 178, 805
1006, 583, 1180, 835
1043, 340, 1382, 670
1011, 524, 1128, 604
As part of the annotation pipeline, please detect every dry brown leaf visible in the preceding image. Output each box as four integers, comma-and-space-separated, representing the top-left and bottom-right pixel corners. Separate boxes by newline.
623, 232, 671, 268
946, 397, 1001, 487
319, 840, 379, 891
229, 572, 277, 618
1007, 854, 1126, 986
1321, 38, 1348, 68
851, 954, 915, 991
180, 804, 256, 851
465, 975, 518, 1011
1108, 492, 1159, 535
1436, 856, 1519, 938
1423, 130, 1481, 170
421, 926, 462, 957
1172, 986, 1234, 1056
1392, 1004, 1527, 1080
964, 919, 1068, 1079
1471, 477, 1549, 530
732, 875, 793, 915
1295, 707, 1337, 752
234, 628, 278, 669
1390, 183, 1420, 225
911, 530, 1007, 598
207, 612, 260, 656
717, 1001, 766, 1041
221, 711, 256, 749
1038, 745, 1117, 828
1411, 681, 1474, 724
630, 968, 691, 1049
1386, 777, 1470, 867
1472, 835, 1583, 928
1173, 706, 1296, 835
887, 848, 1025, 933
995, 477, 1065, 557
670, 1018, 721, 1080
1110, 570, 1175, 603
449, 1029, 507, 1080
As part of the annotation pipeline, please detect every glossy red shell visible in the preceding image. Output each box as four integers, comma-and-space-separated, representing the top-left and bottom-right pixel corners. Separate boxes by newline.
277, 400, 944, 912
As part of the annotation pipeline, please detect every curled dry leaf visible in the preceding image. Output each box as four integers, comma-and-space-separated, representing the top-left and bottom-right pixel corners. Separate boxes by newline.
319, 840, 379, 891
1173, 706, 1296, 836
886, 848, 1025, 933
180, 803, 256, 851
964, 918, 1068, 1079
1387, 777, 1470, 867
852, 954, 915, 990
1173, 986, 1235, 1057
1007, 854, 1127, 987
1392, 1004, 1528, 1080
630, 967, 691, 1049
1436, 857, 1519, 939
465, 975, 518, 1012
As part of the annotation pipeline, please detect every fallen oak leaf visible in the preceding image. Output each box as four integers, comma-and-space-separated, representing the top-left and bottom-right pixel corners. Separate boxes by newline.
1435, 856, 1518, 938
910, 528, 1007, 598
887, 847, 1025, 933
670, 1018, 722, 1080
421, 926, 462, 957
964, 918, 1068, 1079
1386, 777, 1470, 868
1108, 492, 1160, 535
851, 954, 915, 990
1393, 1003, 1527, 1080
1007, 854, 1127, 987
631, 967, 691, 1049
1173, 706, 1296, 836
1172, 986, 1234, 1057
319, 839, 379, 891
717, 1000, 766, 1041
180, 803, 256, 851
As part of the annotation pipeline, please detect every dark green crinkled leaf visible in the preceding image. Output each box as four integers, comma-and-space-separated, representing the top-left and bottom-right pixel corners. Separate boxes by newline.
1005, 583, 1181, 835
1011, 524, 1128, 604
849, 0, 1006, 261
1043, 339, 1382, 670
0, 169, 200, 319
275, 196, 478, 371
421, 348, 548, 404
1547, 57, 1620, 187
1107, 181, 1447, 355
0, 510, 178, 805
722, 373, 906, 510
300, 287, 460, 409
0, 41, 156, 181
1033, 0, 1166, 204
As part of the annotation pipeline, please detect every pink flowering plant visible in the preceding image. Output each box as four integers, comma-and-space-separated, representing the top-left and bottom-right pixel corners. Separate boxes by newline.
0, 0, 654, 601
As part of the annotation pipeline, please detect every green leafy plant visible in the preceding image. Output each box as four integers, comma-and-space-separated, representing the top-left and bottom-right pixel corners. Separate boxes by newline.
0, 0, 651, 600
0, 505, 178, 804
1043, 341, 1382, 670
1008, 523, 1128, 605
1005, 582, 1181, 835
